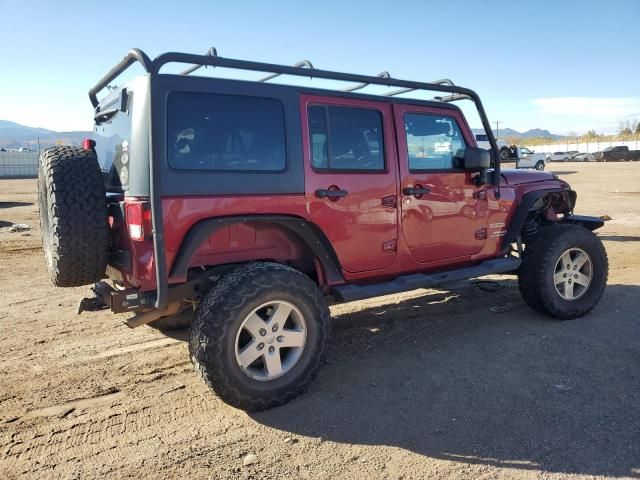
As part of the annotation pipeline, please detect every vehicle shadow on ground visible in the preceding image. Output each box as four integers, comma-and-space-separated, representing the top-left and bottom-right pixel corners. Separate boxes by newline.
0, 201, 32, 209
548, 170, 578, 175
600, 234, 640, 242
251, 281, 640, 478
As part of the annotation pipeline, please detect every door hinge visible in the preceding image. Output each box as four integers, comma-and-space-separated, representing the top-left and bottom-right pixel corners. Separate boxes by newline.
382, 239, 397, 252
475, 228, 487, 240
382, 195, 397, 208
473, 190, 487, 200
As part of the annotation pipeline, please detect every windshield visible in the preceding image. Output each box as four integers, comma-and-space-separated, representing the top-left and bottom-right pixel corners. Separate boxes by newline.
93, 90, 132, 191
603, 147, 614, 152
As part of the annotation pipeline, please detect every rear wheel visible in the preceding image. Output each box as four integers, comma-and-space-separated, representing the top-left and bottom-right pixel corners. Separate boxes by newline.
535, 161, 545, 171
518, 225, 608, 319
38, 146, 108, 287
189, 262, 330, 411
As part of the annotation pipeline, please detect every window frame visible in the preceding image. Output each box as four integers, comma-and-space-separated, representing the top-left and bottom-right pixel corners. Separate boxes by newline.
166, 91, 288, 174
402, 111, 470, 174
307, 103, 389, 174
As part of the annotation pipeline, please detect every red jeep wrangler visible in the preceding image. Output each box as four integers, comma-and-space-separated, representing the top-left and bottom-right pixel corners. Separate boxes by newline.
38, 48, 608, 410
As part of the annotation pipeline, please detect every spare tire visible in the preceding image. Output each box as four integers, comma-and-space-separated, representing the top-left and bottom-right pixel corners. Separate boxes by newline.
38, 146, 108, 287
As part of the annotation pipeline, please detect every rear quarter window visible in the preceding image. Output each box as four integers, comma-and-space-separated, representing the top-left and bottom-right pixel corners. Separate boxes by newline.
167, 92, 286, 172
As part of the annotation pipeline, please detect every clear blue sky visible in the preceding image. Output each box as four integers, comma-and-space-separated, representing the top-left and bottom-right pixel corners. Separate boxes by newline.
1, 0, 638, 134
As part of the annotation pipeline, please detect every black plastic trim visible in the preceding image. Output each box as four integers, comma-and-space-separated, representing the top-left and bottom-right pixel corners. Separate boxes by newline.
562, 214, 605, 231
169, 215, 344, 285
501, 188, 565, 252
332, 257, 521, 302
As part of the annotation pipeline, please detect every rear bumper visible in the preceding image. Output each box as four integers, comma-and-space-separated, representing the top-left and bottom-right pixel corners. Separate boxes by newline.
78, 268, 217, 315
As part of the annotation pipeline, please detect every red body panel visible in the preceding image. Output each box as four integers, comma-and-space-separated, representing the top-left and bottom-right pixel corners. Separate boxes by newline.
301, 94, 399, 273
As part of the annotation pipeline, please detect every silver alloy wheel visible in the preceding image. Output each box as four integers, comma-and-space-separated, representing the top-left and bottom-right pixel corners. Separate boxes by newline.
553, 248, 593, 300
234, 300, 307, 381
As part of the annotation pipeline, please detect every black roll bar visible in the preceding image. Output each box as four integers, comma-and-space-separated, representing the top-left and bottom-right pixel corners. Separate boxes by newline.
342, 71, 391, 92
258, 60, 314, 82
89, 49, 153, 108
180, 47, 218, 75
88, 48, 501, 309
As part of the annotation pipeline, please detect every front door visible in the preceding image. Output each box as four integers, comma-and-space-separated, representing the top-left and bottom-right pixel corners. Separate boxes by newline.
393, 104, 488, 264
302, 95, 398, 273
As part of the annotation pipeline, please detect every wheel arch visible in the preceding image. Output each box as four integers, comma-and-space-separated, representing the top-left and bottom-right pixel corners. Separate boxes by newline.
501, 188, 575, 252
168, 215, 345, 286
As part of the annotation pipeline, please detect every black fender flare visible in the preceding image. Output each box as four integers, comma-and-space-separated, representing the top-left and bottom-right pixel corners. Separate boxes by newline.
168, 215, 344, 284
561, 214, 605, 231
501, 188, 567, 252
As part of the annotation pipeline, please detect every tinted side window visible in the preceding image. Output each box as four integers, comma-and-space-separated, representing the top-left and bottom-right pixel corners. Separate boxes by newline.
404, 113, 467, 171
308, 105, 384, 171
168, 92, 286, 171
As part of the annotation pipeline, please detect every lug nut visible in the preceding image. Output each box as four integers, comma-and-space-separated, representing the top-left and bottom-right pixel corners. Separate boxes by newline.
563, 273, 567, 278
574, 274, 578, 279
259, 328, 267, 336
277, 335, 284, 343
257, 342, 264, 350
272, 324, 279, 332
269, 346, 275, 354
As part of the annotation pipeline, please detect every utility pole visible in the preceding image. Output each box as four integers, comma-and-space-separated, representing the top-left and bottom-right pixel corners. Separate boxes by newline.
494, 120, 501, 141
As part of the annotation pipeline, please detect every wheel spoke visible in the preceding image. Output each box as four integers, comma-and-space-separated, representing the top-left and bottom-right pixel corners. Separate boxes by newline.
243, 313, 269, 338
279, 330, 305, 348
554, 271, 566, 285
574, 272, 591, 287
561, 252, 573, 268
564, 281, 575, 299
237, 341, 263, 368
268, 303, 293, 327
263, 350, 283, 377
573, 252, 589, 270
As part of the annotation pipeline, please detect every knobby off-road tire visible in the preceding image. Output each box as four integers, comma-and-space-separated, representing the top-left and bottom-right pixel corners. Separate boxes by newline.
518, 224, 608, 319
189, 262, 331, 411
38, 146, 108, 287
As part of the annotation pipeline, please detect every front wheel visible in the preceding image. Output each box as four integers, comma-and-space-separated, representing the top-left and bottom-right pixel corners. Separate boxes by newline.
189, 262, 331, 411
518, 225, 608, 319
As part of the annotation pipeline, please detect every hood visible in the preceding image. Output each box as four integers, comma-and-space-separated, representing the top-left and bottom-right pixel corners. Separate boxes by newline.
500, 169, 556, 185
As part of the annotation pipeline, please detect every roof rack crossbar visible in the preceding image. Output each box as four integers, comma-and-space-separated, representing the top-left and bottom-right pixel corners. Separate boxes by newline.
259, 60, 314, 82
180, 47, 218, 75
342, 71, 391, 92
384, 79, 455, 97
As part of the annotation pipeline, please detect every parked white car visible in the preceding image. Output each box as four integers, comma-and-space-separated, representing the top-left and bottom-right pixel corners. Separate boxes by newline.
546, 151, 571, 162
574, 152, 595, 162
512, 147, 548, 170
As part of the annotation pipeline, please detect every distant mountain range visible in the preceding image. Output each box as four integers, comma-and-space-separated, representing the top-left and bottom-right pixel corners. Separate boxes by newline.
1, 118, 565, 150
0, 120, 92, 149
472, 127, 564, 140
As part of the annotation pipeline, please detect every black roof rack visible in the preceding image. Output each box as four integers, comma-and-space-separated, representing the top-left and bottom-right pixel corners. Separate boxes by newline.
87, 47, 501, 310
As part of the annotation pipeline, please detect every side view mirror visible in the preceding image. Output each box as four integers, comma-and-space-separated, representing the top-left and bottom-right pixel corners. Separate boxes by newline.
464, 146, 491, 170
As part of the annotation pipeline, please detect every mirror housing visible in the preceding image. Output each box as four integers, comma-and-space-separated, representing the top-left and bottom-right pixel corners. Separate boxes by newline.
464, 146, 491, 170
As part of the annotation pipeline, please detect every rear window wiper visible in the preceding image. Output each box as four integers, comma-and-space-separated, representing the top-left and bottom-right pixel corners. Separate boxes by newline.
94, 88, 128, 125
94, 108, 119, 125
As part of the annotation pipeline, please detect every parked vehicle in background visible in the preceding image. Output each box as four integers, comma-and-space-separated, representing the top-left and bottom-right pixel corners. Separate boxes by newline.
508, 146, 548, 170
568, 151, 580, 159
574, 152, 594, 162
546, 151, 570, 162
37, 47, 609, 411
598, 146, 640, 162
475, 134, 508, 159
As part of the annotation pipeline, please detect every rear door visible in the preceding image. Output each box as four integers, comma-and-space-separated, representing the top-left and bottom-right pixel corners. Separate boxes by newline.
393, 104, 488, 264
301, 95, 398, 273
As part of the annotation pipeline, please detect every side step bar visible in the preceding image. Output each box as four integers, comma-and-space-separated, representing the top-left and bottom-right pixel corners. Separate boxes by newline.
331, 257, 521, 303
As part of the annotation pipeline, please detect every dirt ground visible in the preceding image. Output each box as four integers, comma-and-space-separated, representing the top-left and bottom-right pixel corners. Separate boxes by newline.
0, 162, 639, 480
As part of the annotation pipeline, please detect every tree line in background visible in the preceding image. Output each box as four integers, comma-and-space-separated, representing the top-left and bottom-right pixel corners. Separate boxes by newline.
503, 118, 640, 147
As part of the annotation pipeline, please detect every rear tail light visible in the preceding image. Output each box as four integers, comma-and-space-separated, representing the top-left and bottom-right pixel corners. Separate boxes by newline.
124, 201, 152, 241
82, 138, 96, 150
